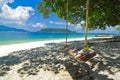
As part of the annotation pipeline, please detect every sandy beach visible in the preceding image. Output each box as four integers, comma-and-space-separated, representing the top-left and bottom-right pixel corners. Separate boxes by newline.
0, 38, 86, 57
0, 37, 120, 80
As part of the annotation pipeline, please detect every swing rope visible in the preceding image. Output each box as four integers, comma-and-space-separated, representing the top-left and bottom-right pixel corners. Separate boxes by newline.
65, 0, 69, 47
65, 0, 90, 49
63, 0, 96, 62
84, 0, 90, 51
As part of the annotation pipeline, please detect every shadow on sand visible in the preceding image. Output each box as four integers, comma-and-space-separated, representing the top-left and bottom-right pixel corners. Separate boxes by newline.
0, 37, 120, 80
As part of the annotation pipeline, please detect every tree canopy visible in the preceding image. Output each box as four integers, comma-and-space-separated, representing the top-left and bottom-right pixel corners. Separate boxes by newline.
37, 0, 120, 30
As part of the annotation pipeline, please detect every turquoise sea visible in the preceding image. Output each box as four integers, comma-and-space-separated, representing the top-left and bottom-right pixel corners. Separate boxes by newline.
0, 31, 119, 45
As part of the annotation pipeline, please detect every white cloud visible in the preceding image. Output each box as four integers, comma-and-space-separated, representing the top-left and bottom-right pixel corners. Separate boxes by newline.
67, 22, 83, 29
68, 22, 74, 26
49, 21, 65, 25
0, 0, 14, 8
49, 20, 84, 29
74, 21, 85, 29
32, 23, 46, 28
75, 23, 82, 28
0, 0, 34, 25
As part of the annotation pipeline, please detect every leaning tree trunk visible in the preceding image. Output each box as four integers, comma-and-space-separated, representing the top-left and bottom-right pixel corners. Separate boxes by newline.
84, 0, 90, 51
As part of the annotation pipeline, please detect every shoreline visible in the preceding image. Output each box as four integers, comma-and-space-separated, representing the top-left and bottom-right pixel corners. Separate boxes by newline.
0, 38, 92, 57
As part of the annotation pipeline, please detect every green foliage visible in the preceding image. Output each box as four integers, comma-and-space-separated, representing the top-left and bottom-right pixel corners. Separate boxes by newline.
37, 0, 120, 30
38, 28, 76, 33
116, 26, 120, 31
116, 26, 120, 35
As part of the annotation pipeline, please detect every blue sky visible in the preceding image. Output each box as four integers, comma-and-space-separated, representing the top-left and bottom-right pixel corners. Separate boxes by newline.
0, 0, 119, 33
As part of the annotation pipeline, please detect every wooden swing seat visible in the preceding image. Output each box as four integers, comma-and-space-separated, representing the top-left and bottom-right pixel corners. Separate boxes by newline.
64, 48, 96, 62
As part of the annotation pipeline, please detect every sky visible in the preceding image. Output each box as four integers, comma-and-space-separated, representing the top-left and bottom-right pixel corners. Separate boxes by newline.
0, 0, 119, 33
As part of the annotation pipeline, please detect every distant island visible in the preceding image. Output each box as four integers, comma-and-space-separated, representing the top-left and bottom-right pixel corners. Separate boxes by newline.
37, 28, 76, 33
0, 25, 28, 32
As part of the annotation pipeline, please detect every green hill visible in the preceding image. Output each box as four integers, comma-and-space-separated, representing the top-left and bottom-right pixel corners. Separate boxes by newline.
38, 28, 76, 33
0, 25, 28, 32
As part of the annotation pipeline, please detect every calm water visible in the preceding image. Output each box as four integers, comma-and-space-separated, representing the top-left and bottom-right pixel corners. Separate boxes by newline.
0, 31, 118, 45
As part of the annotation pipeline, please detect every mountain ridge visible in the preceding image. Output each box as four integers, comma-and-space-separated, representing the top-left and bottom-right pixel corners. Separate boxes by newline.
0, 25, 28, 32
37, 28, 76, 33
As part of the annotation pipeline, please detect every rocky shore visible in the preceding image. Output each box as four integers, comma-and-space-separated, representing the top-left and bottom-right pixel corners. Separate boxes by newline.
0, 38, 120, 80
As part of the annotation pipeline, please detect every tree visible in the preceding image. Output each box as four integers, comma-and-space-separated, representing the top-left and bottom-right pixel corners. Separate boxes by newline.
37, 0, 120, 30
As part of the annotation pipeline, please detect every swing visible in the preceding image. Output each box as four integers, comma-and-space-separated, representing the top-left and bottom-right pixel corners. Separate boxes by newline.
62, 0, 96, 62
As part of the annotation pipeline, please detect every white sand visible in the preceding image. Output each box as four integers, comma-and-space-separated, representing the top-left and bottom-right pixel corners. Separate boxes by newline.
0, 38, 91, 57
0, 37, 119, 80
